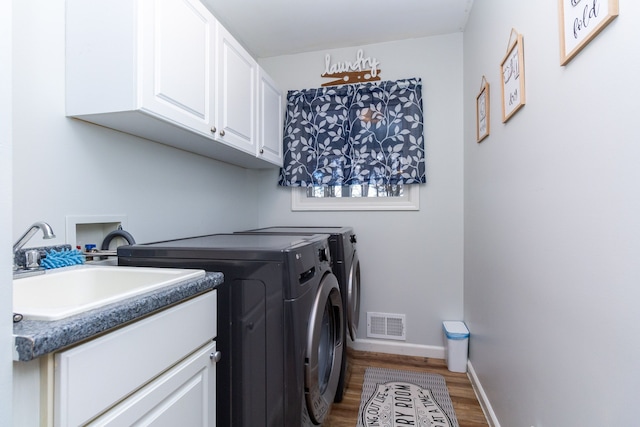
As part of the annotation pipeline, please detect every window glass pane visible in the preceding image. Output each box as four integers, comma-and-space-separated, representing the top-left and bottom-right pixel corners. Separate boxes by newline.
305, 183, 405, 198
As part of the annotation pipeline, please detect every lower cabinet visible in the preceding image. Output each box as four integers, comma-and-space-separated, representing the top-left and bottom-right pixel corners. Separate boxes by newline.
53, 291, 217, 426
89, 341, 217, 426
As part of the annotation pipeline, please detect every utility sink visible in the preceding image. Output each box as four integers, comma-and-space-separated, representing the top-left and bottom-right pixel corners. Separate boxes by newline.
13, 266, 205, 321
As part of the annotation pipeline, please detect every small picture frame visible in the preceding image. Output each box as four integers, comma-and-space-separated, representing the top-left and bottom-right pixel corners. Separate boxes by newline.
500, 29, 525, 123
476, 77, 490, 143
558, 0, 619, 66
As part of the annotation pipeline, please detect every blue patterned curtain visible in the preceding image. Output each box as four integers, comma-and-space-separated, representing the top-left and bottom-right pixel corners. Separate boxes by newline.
278, 77, 425, 187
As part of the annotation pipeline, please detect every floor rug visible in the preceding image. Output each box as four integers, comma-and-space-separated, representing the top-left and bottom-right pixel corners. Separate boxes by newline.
356, 367, 459, 427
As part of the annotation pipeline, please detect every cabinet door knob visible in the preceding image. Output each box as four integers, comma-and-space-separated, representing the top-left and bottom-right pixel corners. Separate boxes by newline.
210, 351, 222, 362
219, 130, 225, 137
259, 148, 264, 154
210, 126, 217, 133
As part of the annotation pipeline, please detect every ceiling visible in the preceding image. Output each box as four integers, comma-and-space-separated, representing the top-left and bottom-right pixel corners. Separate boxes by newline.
201, 0, 475, 58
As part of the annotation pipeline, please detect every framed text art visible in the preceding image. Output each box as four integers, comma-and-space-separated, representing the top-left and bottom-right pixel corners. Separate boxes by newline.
476, 76, 490, 143
558, 0, 619, 66
500, 29, 525, 123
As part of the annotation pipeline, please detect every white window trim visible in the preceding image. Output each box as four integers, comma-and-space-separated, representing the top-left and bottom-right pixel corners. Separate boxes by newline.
291, 185, 420, 211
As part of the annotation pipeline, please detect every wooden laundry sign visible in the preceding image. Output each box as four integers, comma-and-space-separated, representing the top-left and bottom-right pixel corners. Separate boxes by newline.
321, 49, 381, 87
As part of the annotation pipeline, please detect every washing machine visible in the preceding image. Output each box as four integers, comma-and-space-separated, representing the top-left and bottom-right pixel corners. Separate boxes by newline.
238, 226, 361, 402
117, 233, 344, 427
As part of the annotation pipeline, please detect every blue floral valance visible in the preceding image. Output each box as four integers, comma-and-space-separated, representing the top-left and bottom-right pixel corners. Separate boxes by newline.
278, 77, 425, 187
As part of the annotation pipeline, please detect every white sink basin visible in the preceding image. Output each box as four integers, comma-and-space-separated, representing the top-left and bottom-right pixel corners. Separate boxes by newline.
13, 266, 205, 321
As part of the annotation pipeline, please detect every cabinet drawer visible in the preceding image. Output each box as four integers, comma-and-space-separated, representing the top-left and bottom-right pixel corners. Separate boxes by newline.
55, 291, 216, 426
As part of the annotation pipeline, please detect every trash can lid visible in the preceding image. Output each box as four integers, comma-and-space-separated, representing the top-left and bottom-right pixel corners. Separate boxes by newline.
443, 321, 469, 340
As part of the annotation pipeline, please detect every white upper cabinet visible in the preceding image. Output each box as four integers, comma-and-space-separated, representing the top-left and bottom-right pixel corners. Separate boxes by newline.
214, 24, 258, 157
258, 68, 284, 165
66, 0, 282, 169
141, 0, 216, 137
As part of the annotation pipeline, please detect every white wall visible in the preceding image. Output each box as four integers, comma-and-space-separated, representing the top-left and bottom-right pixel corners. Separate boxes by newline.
258, 34, 465, 349
12, 0, 261, 247
463, 1, 640, 425
1, 0, 13, 423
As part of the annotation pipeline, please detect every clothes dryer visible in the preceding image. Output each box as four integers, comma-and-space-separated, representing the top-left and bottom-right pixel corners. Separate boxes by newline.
118, 233, 344, 427
238, 226, 361, 402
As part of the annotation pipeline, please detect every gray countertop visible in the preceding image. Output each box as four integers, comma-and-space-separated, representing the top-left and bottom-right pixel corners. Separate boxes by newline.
13, 271, 223, 362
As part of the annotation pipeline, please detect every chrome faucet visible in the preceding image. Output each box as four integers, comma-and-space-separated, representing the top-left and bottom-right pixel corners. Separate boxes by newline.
13, 221, 56, 270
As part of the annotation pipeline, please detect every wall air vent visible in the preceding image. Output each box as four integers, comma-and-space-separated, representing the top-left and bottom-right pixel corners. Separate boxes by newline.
366, 312, 406, 341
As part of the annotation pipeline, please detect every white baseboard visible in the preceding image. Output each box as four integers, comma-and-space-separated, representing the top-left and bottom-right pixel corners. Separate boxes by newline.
351, 338, 445, 359
467, 361, 500, 427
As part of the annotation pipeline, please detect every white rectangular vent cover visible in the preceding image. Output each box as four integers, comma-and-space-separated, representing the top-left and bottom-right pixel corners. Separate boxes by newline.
367, 312, 406, 340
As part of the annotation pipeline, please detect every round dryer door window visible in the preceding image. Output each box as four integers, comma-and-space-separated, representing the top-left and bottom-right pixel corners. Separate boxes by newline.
347, 250, 361, 341
305, 273, 344, 424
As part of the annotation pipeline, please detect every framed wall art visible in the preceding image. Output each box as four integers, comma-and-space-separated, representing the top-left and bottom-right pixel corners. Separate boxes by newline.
558, 0, 619, 66
500, 29, 525, 123
476, 76, 490, 143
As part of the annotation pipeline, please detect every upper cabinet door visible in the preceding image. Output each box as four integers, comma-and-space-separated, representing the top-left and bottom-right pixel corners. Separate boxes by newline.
215, 24, 258, 156
140, 0, 216, 137
258, 68, 283, 166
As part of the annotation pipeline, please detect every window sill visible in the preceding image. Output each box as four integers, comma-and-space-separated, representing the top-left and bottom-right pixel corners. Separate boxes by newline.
291, 186, 420, 211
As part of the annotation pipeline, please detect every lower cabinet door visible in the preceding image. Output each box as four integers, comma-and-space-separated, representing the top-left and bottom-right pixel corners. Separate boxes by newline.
88, 341, 217, 427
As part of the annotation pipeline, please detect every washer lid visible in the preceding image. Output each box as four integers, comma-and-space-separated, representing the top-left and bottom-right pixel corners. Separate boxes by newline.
118, 233, 326, 261
244, 226, 353, 235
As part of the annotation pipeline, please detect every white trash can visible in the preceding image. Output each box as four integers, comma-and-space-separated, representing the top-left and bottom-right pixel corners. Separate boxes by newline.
442, 321, 469, 373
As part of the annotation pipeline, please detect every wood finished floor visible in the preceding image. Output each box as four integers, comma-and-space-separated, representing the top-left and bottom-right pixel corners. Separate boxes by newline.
324, 350, 488, 427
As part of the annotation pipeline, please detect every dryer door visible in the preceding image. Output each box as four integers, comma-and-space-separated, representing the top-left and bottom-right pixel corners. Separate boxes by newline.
347, 250, 361, 341
305, 273, 344, 425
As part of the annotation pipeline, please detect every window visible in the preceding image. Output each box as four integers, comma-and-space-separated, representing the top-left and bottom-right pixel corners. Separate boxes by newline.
291, 184, 419, 211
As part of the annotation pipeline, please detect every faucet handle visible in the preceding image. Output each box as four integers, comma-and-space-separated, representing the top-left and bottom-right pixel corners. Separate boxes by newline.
25, 249, 41, 270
